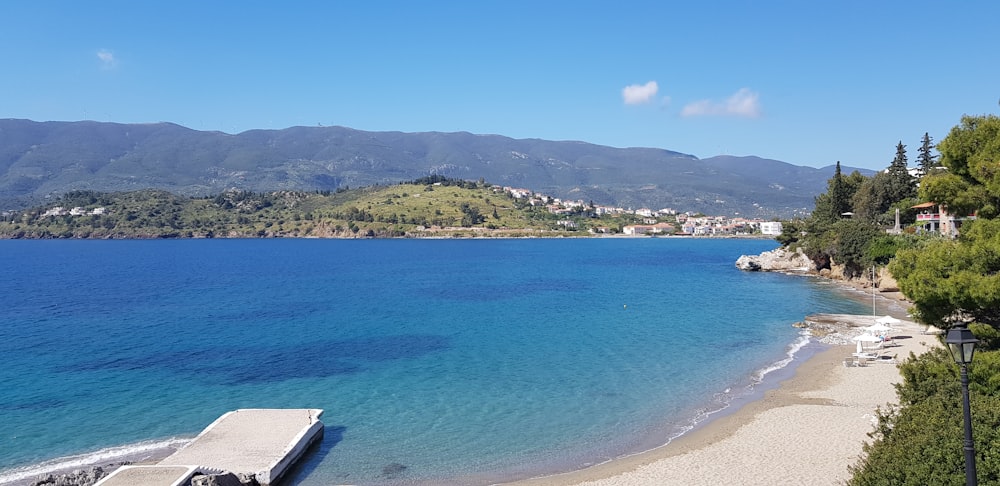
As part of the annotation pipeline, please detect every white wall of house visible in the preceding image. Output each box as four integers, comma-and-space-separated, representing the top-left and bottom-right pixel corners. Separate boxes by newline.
760, 221, 783, 235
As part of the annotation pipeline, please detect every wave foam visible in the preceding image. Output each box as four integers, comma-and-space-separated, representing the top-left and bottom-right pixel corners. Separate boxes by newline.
654, 331, 814, 451
0, 437, 190, 484
753, 331, 811, 383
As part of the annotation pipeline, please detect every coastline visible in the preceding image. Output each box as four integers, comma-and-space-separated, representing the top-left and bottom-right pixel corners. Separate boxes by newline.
505, 310, 937, 486
0, 440, 183, 486
7, 316, 927, 486
0, 247, 924, 486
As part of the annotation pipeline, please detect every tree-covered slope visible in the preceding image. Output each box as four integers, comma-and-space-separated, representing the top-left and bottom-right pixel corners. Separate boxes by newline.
0, 119, 873, 217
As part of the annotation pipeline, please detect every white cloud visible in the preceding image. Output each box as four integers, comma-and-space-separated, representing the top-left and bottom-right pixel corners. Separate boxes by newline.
622, 81, 659, 105
97, 49, 117, 69
681, 88, 761, 118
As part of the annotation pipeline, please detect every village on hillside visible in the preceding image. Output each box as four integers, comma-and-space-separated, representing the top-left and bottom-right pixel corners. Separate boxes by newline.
500, 186, 783, 237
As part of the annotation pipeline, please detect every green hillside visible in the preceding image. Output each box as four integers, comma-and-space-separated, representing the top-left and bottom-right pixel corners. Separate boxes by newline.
0, 178, 654, 239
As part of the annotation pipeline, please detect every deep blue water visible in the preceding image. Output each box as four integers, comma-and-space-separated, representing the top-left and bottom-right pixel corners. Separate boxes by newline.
0, 238, 869, 485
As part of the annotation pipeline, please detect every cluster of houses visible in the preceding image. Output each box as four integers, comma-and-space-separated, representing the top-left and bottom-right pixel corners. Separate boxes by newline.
40, 206, 108, 217
498, 186, 783, 237
621, 216, 783, 237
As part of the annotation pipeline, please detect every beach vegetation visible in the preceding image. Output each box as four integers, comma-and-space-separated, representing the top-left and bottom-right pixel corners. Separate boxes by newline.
783, 116, 999, 298
890, 218, 1000, 330
848, 348, 1000, 485
850, 113, 1000, 485
889, 115, 1000, 333
782, 150, 919, 278
919, 114, 1000, 220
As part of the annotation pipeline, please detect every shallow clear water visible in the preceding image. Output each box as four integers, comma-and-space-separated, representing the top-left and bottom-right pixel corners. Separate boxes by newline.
0, 239, 868, 485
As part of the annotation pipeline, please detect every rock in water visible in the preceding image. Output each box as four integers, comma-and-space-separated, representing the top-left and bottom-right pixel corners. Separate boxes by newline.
381, 462, 408, 479
735, 254, 762, 271
736, 247, 813, 272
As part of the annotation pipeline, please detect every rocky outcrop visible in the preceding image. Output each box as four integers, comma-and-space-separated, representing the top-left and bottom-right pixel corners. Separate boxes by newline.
736, 247, 814, 272
30, 466, 109, 486
191, 472, 259, 486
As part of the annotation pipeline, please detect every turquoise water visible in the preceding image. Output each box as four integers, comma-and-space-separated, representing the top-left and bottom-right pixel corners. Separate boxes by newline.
0, 239, 868, 485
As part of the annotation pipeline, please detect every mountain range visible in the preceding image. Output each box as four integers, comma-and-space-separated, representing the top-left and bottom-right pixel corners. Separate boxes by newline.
0, 119, 873, 217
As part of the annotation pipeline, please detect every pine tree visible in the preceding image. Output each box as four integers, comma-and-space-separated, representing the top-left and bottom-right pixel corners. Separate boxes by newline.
830, 161, 851, 220
916, 132, 938, 176
889, 141, 908, 174
887, 141, 916, 201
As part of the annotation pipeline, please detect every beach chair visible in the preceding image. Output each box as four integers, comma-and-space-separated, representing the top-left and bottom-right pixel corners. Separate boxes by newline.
852, 351, 879, 366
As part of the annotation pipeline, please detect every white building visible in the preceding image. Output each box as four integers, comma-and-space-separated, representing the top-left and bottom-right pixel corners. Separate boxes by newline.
42, 207, 68, 217
760, 221, 783, 236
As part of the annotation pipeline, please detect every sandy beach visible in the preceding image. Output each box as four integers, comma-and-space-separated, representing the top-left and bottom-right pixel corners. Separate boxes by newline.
507, 312, 940, 486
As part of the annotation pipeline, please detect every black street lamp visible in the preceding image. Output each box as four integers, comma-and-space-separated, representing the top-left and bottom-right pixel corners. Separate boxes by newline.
946, 324, 980, 486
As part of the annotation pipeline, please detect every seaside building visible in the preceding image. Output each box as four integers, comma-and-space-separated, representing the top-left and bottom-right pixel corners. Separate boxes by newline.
912, 202, 975, 237
623, 223, 675, 235
622, 224, 654, 235
760, 221, 783, 236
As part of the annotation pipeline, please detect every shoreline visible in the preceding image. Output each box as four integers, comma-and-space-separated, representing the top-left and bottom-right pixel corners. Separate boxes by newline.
1, 265, 923, 486
0, 440, 184, 486
504, 309, 937, 486
7, 316, 919, 486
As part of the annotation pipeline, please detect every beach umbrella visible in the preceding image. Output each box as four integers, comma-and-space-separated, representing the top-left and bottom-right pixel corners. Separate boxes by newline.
876, 315, 901, 326
853, 333, 881, 351
865, 322, 894, 334
853, 333, 882, 342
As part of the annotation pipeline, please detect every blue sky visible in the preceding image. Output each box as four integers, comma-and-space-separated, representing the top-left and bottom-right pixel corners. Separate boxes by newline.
2, 1, 998, 170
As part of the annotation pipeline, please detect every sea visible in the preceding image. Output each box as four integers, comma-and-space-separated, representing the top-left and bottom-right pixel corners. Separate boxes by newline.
0, 238, 876, 485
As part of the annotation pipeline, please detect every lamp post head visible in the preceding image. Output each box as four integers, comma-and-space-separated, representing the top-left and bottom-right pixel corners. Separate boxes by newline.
946, 325, 980, 365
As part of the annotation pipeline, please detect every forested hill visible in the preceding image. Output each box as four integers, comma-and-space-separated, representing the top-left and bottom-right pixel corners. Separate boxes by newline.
0, 119, 872, 217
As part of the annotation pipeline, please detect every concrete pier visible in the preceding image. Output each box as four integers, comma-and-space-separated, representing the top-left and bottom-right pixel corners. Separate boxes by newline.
92, 465, 197, 486
96, 408, 324, 486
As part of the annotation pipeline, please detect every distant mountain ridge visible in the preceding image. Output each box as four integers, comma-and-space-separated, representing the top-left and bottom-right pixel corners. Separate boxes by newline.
0, 119, 872, 217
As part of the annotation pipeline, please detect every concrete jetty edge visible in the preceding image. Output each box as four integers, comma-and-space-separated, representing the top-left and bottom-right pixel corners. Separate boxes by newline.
96, 408, 324, 486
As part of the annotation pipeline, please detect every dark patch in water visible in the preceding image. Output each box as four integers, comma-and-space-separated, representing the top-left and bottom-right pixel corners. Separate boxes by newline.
0, 397, 67, 411
203, 300, 324, 323
380, 462, 408, 479
69, 334, 451, 385
420, 277, 592, 302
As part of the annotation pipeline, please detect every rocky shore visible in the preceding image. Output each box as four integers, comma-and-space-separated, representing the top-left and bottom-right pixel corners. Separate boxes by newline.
734, 247, 813, 272
735, 246, 906, 303
27, 466, 114, 486
28, 470, 99, 486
